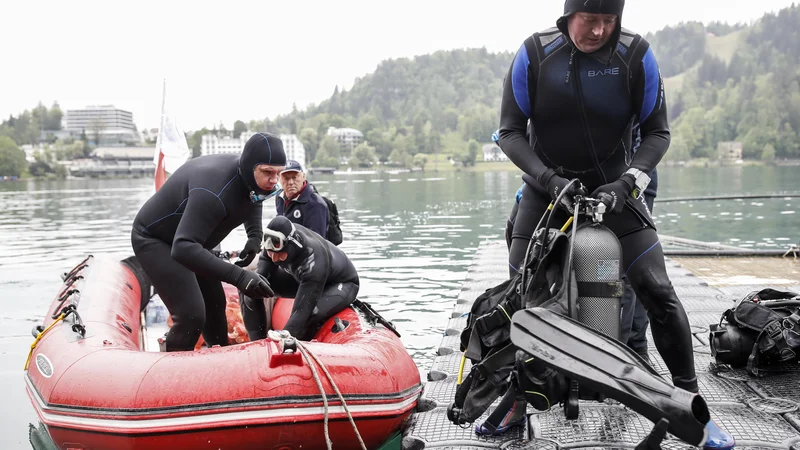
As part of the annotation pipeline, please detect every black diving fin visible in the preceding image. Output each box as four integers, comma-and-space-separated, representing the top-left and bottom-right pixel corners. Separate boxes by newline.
510, 307, 710, 447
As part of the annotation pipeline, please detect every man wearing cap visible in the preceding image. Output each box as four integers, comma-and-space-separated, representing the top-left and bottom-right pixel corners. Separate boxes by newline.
276, 160, 330, 240
131, 132, 283, 352
488, 1, 734, 447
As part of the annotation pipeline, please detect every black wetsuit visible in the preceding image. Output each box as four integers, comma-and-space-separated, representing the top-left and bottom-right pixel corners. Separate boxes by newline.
131, 133, 285, 351
499, 26, 697, 392
241, 221, 359, 341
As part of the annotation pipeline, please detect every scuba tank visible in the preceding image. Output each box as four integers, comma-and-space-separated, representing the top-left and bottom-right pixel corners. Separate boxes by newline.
563, 194, 625, 419
572, 221, 623, 340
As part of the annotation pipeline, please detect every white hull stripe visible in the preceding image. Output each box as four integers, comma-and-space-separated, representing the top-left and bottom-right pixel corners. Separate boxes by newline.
36, 397, 418, 432
28, 380, 419, 432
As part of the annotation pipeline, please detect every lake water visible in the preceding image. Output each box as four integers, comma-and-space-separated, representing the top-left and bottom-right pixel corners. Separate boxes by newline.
0, 165, 797, 448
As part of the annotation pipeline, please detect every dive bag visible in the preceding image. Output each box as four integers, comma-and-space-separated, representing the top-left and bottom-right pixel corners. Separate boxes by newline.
710, 288, 800, 376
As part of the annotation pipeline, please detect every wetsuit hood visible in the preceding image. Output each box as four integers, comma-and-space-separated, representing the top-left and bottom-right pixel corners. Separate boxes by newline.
557, 0, 624, 63
239, 133, 287, 196
265, 215, 306, 262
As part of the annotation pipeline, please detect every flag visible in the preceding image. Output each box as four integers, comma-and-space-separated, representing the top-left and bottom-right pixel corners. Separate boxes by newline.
154, 80, 190, 191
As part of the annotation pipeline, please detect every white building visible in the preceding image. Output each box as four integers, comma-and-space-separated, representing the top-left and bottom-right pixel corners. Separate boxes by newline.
326, 127, 363, 153
64, 105, 138, 146
200, 133, 306, 168
482, 143, 508, 162
201, 134, 245, 156
280, 134, 306, 168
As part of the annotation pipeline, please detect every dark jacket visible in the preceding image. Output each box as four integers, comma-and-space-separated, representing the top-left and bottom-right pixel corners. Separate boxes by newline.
275, 182, 328, 238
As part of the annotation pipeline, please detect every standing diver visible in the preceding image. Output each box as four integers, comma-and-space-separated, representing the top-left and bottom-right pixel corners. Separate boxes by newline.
491, 0, 733, 447
240, 216, 360, 341
131, 133, 283, 352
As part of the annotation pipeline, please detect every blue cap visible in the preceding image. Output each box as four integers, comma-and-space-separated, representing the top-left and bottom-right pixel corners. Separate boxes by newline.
281, 160, 304, 174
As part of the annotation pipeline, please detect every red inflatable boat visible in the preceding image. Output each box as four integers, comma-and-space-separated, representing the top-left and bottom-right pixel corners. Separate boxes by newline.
25, 255, 421, 450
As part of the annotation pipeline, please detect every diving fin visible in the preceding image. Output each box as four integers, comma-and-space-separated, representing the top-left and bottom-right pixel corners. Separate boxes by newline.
510, 307, 710, 447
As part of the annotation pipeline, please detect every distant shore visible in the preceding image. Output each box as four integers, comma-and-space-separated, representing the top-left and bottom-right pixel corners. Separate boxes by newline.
7, 158, 798, 182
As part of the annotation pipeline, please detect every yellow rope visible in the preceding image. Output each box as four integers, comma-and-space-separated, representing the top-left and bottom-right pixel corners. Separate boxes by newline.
457, 354, 467, 385
24, 314, 65, 371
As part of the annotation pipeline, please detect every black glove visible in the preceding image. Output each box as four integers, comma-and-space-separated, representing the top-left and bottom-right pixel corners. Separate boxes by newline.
535, 170, 587, 213
235, 237, 261, 267
234, 269, 274, 298
240, 292, 262, 311
590, 175, 635, 214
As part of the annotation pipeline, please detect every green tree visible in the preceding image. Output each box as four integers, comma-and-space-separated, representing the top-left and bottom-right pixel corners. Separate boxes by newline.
350, 143, 377, 168
188, 128, 210, 158
461, 139, 480, 167
761, 143, 776, 162
356, 114, 381, 136
313, 136, 341, 168
45, 102, 63, 130
233, 120, 247, 138
0, 136, 26, 177
299, 128, 320, 163
388, 148, 412, 168
413, 153, 428, 170
665, 135, 691, 162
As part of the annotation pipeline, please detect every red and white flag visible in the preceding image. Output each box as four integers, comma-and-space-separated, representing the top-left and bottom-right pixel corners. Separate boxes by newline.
154, 80, 190, 192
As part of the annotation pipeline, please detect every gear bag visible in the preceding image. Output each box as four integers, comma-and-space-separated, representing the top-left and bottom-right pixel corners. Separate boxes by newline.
710, 288, 800, 376
448, 228, 574, 425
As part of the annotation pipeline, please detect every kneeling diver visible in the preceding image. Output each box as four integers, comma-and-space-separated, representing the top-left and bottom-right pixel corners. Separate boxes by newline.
240, 216, 359, 341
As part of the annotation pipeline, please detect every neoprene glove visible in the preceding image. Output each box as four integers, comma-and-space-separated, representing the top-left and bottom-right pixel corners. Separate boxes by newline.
590, 174, 635, 214
535, 170, 587, 213
235, 237, 262, 267
235, 269, 274, 298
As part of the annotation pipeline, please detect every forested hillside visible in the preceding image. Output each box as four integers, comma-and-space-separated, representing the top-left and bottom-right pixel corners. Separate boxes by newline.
265, 4, 800, 166
661, 5, 800, 161
268, 48, 512, 167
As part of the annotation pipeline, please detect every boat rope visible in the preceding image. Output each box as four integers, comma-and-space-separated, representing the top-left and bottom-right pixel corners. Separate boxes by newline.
299, 342, 333, 450
25, 312, 67, 371
267, 330, 367, 450
297, 340, 368, 450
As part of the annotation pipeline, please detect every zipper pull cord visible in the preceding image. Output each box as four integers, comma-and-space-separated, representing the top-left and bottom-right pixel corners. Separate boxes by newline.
565, 47, 576, 84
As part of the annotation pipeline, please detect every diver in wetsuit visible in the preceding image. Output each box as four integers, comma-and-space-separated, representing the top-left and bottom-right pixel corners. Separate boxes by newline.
240, 216, 359, 341
488, 1, 733, 447
131, 133, 284, 351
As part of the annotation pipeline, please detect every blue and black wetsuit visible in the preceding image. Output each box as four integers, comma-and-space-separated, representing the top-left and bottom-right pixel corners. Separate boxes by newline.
131, 133, 285, 351
499, 23, 697, 391
241, 217, 359, 341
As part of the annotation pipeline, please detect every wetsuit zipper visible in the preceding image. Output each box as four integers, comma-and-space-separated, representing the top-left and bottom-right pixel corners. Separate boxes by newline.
566, 46, 608, 185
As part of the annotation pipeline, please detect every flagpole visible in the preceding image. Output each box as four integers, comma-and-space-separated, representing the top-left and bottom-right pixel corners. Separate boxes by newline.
154, 79, 168, 191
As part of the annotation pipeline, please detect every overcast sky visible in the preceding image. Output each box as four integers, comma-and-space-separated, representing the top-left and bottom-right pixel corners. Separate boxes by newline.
1, 0, 796, 132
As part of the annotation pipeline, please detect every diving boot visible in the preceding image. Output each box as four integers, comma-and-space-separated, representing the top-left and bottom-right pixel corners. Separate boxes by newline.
704, 420, 735, 450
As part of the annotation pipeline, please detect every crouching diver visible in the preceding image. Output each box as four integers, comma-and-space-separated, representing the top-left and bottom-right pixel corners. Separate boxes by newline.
487, 0, 733, 447
240, 216, 359, 341
131, 133, 284, 351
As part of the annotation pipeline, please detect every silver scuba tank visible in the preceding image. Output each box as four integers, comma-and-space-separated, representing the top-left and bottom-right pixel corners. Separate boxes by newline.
571, 221, 623, 340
